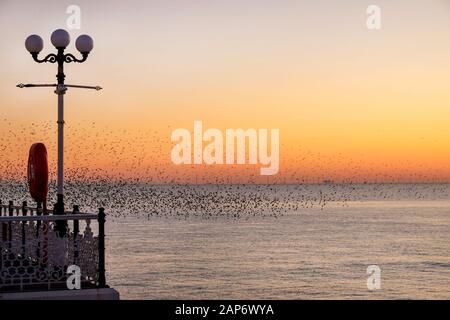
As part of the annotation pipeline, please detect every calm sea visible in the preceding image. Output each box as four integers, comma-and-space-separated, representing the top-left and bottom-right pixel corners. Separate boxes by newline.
105, 184, 450, 299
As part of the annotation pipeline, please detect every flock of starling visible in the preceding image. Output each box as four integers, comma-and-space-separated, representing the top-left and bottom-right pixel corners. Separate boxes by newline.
0, 119, 449, 220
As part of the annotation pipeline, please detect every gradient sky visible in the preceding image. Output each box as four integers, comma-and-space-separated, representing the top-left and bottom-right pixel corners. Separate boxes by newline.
1, 0, 450, 183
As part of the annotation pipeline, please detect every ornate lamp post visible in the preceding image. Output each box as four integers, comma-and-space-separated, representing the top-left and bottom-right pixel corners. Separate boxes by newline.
19, 29, 101, 217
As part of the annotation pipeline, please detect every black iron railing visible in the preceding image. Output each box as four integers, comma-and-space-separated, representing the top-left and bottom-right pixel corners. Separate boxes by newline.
0, 200, 106, 292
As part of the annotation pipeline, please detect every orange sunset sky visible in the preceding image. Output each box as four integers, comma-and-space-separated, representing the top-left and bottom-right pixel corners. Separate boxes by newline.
1, 0, 450, 183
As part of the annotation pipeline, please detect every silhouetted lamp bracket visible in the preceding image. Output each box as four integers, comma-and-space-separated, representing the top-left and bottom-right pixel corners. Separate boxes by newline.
19, 29, 101, 217
25, 32, 93, 64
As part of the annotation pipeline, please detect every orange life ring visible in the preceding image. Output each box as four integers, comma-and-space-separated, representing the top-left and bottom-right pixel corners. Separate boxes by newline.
27, 143, 49, 203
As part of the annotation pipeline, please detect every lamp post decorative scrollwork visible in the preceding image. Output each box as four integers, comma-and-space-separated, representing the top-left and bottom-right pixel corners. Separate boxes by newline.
19, 29, 101, 220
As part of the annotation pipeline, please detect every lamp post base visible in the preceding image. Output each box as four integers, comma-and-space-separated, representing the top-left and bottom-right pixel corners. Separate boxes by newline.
54, 193, 67, 237
56, 194, 64, 214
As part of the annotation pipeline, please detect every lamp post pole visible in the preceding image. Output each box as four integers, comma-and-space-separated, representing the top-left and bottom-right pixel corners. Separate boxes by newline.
20, 29, 100, 220
56, 47, 66, 213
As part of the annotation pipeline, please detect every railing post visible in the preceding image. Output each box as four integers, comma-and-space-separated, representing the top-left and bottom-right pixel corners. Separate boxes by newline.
8, 201, 13, 215
73, 205, 80, 262
8, 201, 13, 247
21, 201, 27, 255
1, 200, 6, 242
73, 205, 80, 235
36, 202, 42, 258
22, 201, 27, 215
97, 207, 106, 288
